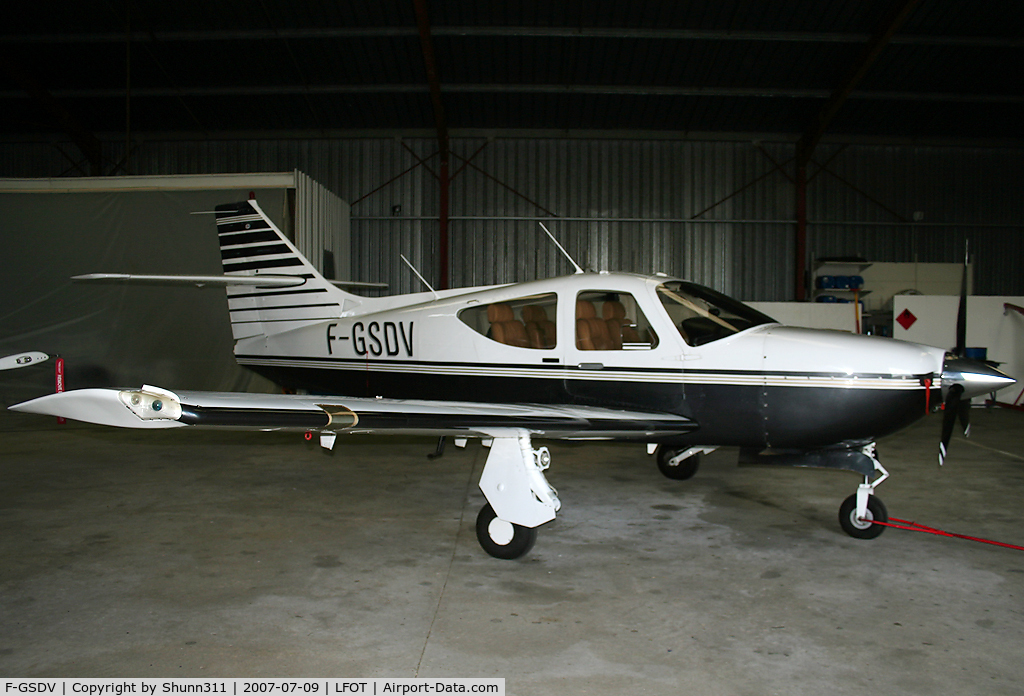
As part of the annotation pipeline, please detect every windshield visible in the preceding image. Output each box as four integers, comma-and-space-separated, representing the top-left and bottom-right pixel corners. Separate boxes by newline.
657, 281, 776, 346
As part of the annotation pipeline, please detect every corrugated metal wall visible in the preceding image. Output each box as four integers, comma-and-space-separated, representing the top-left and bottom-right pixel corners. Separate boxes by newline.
1, 138, 1020, 299
294, 170, 351, 280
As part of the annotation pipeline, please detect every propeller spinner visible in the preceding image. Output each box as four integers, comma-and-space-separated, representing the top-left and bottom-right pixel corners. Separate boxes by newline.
938, 355, 1015, 465
937, 243, 1016, 465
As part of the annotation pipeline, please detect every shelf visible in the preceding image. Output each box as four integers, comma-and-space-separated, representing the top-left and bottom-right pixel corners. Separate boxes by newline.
814, 261, 872, 274
814, 289, 871, 297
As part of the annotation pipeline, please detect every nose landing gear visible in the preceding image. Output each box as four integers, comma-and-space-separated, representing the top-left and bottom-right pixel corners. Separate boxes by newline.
654, 445, 717, 480
839, 444, 890, 539
839, 492, 889, 539
738, 442, 891, 539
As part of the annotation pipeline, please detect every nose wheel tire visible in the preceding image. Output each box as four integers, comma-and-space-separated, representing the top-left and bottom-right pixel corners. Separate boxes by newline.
656, 447, 701, 480
838, 493, 888, 539
475, 503, 538, 559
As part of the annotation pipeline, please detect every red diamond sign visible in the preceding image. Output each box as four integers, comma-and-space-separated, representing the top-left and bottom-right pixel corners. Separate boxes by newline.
896, 308, 917, 331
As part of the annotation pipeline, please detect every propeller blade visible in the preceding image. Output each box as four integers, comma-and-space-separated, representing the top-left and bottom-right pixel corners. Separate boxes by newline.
958, 398, 971, 438
954, 241, 968, 357
939, 384, 964, 466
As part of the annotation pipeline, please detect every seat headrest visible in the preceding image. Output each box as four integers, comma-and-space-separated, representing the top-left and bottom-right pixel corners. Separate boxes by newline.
603, 300, 627, 320
487, 303, 516, 322
522, 305, 548, 322
576, 300, 597, 319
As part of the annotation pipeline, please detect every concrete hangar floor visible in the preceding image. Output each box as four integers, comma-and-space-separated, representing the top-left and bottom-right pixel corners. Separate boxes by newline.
1, 408, 1022, 695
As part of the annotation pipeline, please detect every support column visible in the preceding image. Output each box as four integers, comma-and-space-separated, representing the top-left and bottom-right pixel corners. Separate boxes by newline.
412, 0, 450, 290
795, 163, 808, 301
439, 155, 450, 290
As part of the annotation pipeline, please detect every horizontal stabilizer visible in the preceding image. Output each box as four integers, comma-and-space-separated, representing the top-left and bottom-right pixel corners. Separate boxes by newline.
73, 273, 306, 288
73, 274, 386, 290
329, 279, 389, 290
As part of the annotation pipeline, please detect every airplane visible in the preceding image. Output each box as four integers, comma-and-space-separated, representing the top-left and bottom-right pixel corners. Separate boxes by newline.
10, 199, 1016, 559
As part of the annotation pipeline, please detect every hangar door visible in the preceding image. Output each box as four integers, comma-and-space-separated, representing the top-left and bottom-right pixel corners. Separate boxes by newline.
0, 173, 350, 417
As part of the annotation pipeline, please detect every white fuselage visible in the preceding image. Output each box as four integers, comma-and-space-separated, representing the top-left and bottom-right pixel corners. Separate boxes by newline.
233, 272, 946, 449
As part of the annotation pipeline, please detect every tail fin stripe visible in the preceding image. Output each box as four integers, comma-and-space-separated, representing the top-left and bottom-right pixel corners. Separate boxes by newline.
224, 258, 304, 273
220, 244, 292, 260
232, 316, 338, 325
217, 221, 271, 234
216, 213, 264, 224
219, 230, 279, 245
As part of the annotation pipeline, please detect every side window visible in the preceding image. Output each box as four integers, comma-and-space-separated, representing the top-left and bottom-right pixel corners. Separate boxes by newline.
576, 291, 658, 351
457, 293, 558, 350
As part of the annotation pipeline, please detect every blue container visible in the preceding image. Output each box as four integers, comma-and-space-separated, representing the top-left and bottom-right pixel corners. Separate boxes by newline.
965, 347, 987, 361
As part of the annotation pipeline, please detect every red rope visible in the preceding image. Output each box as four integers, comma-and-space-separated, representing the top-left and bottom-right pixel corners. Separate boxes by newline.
870, 517, 1024, 551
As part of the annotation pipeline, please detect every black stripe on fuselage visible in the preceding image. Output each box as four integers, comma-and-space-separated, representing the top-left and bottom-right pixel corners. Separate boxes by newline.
235, 353, 929, 382
237, 354, 571, 371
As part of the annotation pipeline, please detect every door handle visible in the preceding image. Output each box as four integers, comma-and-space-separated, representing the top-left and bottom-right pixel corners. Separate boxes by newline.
577, 363, 604, 370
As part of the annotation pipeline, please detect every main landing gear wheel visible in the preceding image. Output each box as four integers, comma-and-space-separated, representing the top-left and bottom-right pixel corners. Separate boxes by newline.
656, 447, 701, 480
475, 503, 538, 560
838, 493, 889, 539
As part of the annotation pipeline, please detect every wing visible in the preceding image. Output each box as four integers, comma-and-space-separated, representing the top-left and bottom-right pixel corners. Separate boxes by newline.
10, 385, 696, 441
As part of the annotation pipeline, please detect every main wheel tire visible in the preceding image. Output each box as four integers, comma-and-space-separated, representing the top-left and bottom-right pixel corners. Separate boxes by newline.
656, 447, 701, 480
475, 503, 538, 560
838, 493, 888, 539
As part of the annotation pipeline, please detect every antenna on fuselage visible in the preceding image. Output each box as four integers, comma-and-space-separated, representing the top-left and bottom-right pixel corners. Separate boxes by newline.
400, 254, 439, 300
538, 221, 584, 275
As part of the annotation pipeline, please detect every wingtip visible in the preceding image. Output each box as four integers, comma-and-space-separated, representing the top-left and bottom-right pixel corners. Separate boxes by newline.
8, 389, 186, 429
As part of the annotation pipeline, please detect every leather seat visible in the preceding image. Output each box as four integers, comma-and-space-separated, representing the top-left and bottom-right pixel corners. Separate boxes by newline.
576, 300, 613, 350
603, 300, 641, 348
488, 303, 529, 348
522, 305, 557, 349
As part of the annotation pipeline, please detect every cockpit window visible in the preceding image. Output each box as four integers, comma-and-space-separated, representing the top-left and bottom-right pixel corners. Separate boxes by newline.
657, 281, 775, 346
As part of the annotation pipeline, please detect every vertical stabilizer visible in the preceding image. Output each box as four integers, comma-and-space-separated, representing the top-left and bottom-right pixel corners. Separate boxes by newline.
216, 200, 358, 340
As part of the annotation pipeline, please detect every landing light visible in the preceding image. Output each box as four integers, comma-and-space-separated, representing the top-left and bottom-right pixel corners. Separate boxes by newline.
118, 386, 182, 421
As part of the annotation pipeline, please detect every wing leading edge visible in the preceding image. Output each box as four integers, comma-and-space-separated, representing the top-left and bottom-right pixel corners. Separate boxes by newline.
10, 386, 696, 441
